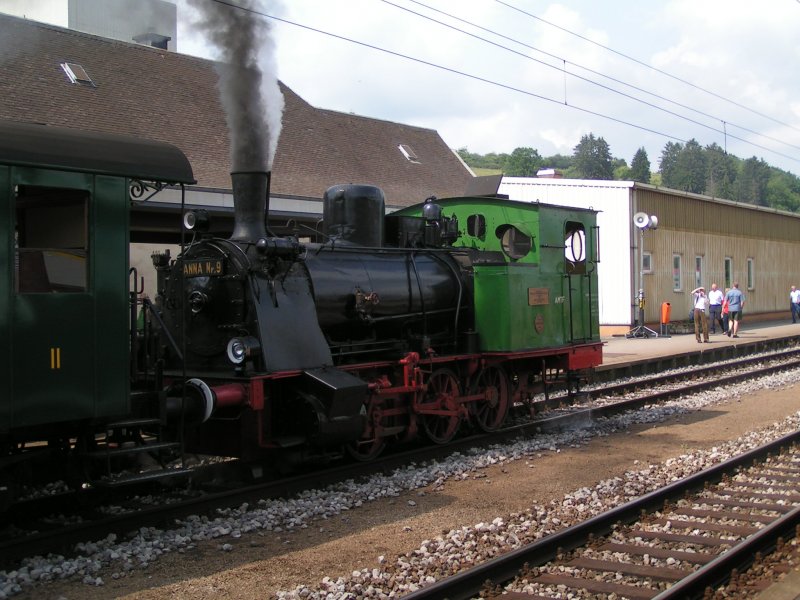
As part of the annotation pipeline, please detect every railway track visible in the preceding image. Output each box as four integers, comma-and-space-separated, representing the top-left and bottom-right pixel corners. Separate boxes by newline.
403, 430, 800, 600
3, 347, 800, 571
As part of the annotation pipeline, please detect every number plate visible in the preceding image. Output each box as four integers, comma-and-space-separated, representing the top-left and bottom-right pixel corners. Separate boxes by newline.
183, 259, 224, 277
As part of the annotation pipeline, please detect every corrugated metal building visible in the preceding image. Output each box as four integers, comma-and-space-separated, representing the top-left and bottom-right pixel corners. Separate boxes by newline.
499, 177, 800, 335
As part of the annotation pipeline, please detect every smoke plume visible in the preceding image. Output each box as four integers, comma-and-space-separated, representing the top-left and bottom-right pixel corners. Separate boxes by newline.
187, 0, 284, 172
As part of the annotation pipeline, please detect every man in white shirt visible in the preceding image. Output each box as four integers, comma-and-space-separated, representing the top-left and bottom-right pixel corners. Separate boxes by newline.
790, 285, 800, 323
708, 283, 724, 333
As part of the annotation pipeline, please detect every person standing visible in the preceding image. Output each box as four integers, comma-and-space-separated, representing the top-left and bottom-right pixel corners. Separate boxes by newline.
725, 282, 745, 338
790, 285, 800, 323
692, 286, 710, 343
721, 289, 730, 335
708, 283, 724, 333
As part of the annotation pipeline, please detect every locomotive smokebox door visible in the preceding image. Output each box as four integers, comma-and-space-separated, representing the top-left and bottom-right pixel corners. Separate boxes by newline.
301, 368, 368, 443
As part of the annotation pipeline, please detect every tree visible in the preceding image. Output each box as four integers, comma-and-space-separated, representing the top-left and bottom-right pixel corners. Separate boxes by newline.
572, 133, 613, 179
765, 168, 800, 212
505, 147, 542, 176
766, 174, 800, 212
456, 147, 506, 171
630, 148, 651, 183
659, 142, 682, 188
738, 157, 771, 205
614, 163, 632, 180
704, 143, 735, 200
457, 144, 800, 214
543, 154, 573, 169
672, 139, 707, 193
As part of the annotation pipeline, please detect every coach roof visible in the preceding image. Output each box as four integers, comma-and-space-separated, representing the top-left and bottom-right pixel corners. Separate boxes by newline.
0, 119, 195, 184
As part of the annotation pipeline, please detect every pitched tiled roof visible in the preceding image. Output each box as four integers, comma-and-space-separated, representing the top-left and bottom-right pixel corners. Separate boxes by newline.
0, 13, 473, 206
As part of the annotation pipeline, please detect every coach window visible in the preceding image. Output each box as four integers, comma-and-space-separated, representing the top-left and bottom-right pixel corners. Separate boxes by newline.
672, 254, 682, 292
564, 221, 586, 274
15, 185, 89, 293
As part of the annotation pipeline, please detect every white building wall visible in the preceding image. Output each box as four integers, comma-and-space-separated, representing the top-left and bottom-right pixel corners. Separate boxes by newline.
498, 178, 635, 328
0, 0, 176, 50
0, 0, 67, 23
69, 0, 176, 50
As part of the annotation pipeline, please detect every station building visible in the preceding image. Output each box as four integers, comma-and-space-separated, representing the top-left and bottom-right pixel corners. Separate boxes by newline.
500, 178, 799, 335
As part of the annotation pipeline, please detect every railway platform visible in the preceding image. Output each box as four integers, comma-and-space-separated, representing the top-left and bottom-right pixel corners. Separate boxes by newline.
596, 319, 800, 377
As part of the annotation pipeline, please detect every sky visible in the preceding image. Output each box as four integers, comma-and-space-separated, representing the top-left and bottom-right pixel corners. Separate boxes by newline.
177, 0, 800, 176
3, 0, 799, 175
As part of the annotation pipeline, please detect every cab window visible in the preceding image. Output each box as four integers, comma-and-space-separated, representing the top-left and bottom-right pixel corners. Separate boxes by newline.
564, 221, 586, 274
497, 225, 531, 260
467, 214, 486, 238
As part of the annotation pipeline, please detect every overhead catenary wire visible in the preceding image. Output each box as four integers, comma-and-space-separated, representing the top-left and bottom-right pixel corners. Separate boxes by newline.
496, 0, 800, 137
206, 0, 800, 166
397, 0, 800, 156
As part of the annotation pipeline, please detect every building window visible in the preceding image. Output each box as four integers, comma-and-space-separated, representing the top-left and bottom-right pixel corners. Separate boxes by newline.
672, 254, 682, 292
641, 252, 652, 273
724, 257, 733, 289
695, 256, 703, 290
398, 144, 420, 163
747, 258, 754, 290
61, 62, 95, 87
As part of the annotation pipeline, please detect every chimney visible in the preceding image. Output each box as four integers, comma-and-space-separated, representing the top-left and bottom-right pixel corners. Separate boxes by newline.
536, 168, 563, 179
230, 171, 270, 242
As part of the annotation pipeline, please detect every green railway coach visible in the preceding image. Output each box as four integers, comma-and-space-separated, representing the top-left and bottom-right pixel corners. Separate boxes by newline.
0, 120, 194, 437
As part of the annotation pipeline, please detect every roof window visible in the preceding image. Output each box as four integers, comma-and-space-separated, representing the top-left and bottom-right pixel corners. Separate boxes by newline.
398, 144, 420, 164
61, 63, 95, 87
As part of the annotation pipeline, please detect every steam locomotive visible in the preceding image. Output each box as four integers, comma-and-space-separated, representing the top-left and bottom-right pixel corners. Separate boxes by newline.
0, 120, 602, 495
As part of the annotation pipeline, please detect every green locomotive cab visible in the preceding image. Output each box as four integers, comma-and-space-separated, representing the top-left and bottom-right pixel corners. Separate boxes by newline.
0, 120, 194, 439
390, 197, 600, 357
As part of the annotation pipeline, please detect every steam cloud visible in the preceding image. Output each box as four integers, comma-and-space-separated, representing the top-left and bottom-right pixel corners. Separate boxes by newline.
187, 0, 284, 172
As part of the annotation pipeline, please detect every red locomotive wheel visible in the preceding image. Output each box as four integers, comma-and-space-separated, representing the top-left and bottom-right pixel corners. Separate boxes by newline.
470, 365, 510, 432
418, 369, 461, 444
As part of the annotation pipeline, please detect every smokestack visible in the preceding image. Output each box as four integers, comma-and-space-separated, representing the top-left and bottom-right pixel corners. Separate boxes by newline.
187, 0, 284, 173
230, 171, 270, 242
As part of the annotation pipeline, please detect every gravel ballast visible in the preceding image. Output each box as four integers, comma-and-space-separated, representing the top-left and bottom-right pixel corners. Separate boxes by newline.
7, 369, 800, 599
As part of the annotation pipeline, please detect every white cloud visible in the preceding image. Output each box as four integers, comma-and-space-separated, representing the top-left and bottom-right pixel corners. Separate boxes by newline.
176, 0, 800, 174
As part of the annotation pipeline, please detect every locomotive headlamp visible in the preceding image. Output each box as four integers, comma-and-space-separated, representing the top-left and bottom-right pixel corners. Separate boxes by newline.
183, 209, 210, 232
226, 336, 261, 365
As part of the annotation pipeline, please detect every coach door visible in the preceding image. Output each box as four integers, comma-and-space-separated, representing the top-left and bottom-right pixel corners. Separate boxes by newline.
10, 168, 98, 428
